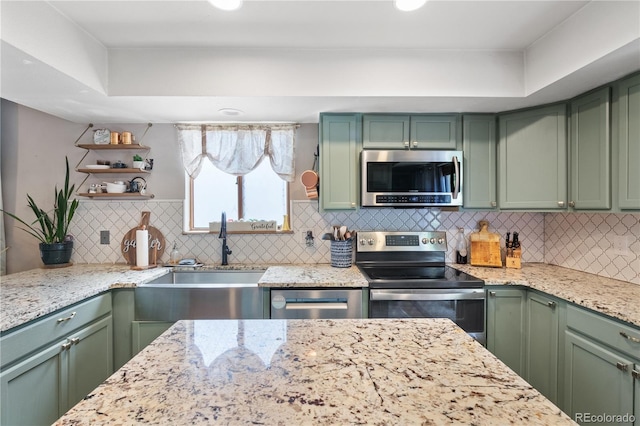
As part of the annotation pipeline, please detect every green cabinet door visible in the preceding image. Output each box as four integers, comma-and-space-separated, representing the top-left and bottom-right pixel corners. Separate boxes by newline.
320, 114, 362, 210
564, 330, 635, 425
363, 114, 459, 149
617, 74, 640, 210
570, 87, 611, 210
66, 316, 113, 409
526, 292, 560, 404
635, 364, 639, 425
486, 288, 527, 376
132, 321, 174, 355
363, 114, 410, 149
0, 341, 67, 426
462, 115, 497, 209
498, 104, 568, 209
410, 114, 459, 149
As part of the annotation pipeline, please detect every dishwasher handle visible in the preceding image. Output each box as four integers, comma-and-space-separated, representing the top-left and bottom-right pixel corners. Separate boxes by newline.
285, 302, 348, 310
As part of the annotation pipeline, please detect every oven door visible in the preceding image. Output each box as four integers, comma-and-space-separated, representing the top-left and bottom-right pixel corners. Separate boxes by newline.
369, 288, 485, 345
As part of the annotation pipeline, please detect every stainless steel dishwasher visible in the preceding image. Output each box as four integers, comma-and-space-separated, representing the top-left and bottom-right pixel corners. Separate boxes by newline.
269, 288, 364, 319
135, 270, 266, 321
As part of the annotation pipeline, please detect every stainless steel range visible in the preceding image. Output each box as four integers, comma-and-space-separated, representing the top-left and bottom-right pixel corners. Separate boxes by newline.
356, 231, 486, 345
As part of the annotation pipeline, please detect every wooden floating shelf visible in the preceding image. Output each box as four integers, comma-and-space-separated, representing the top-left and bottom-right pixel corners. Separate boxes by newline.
77, 168, 150, 174
78, 192, 154, 199
76, 144, 150, 150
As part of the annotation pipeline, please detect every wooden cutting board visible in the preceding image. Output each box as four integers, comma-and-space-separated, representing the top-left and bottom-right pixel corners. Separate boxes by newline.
121, 211, 166, 265
470, 220, 502, 267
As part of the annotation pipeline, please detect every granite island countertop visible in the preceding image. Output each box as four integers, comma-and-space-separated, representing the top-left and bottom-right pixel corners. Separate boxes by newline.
257, 264, 368, 288
54, 318, 575, 425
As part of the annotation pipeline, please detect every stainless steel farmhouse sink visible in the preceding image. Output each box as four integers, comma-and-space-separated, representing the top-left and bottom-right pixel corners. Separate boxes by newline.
140, 270, 266, 287
135, 270, 266, 321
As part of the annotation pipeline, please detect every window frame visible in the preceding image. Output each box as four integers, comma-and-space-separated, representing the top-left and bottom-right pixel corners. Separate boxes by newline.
185, 170, 291, 234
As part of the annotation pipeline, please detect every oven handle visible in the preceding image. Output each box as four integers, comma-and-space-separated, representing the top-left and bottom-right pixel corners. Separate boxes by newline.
452, 155, 460, 200
370, 289, 484, 301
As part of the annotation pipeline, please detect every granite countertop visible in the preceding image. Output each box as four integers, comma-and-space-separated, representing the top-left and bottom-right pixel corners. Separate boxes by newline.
453, 263, 640, 328
258, 264, 368, 288
54, 318, 575, 425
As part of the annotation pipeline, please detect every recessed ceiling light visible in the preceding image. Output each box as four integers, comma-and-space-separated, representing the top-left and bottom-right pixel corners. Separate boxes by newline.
394, 0, 427, 12
208, 0, 243, 11
218, 108, 244, 116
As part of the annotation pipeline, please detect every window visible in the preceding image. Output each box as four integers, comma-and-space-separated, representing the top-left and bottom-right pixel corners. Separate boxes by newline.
187, 160, 289, 232
177, 123, 296, 233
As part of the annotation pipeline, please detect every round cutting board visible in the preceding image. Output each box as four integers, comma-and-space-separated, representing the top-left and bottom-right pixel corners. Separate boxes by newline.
121, 212, 166, 265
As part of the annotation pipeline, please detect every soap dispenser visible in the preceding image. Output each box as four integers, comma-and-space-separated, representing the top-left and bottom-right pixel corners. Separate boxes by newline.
455, 228, 468, 264
169, 242, 181, 265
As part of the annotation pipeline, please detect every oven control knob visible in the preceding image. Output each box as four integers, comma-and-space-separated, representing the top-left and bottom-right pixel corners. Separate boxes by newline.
359, 238, 367, 246
437, 238, 445, 244
367, 239, 375, 245
421, 238, 428, 244
430, 238, 436, 244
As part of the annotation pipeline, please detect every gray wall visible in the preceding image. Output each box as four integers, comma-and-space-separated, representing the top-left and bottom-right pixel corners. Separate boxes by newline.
1, 100, 318, 273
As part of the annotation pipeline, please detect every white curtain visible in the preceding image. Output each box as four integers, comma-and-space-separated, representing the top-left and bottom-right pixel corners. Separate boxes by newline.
176, 124, 296, 181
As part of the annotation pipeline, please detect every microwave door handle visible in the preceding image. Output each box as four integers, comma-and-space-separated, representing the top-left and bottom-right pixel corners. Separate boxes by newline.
452, 155, 460, 200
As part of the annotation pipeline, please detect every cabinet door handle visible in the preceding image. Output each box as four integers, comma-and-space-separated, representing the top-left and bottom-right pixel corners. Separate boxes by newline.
404, 141, 410, 148
619, 331, 640, 343
70, 337, 80, 345
491, 201, 497, 207
489, 291, 496, 297
412, 141, 418, 148
61, 342, 72, 351
547, 301, 557, 309
569, 201, 575, 207
616, 362, 628, 372
557, 201, 565, 207
633, 369, 639, 380
57, 312, 77, 323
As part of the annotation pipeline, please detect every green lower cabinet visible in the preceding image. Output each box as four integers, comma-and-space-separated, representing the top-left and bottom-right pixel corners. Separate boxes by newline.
526, 292, 560, 404
67, 316, 113, 406
635, 364, 640, 426
0, 315, 113, 426
0, 340, 67, 426
564, 331, 635, 425
486, 288, 527, 376
132, 321, 174, 355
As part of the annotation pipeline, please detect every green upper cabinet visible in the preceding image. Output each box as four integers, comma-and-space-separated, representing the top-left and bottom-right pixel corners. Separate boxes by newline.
570, 87, 611, 210
363, 114, 459, 149
462, 115, 497, 209
362, 114, 409, 149
319, 113, 362, 210
498, 104, 568, 210
617, 73, 640, 210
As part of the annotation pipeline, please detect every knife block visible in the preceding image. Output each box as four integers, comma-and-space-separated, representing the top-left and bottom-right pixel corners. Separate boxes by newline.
505, 247, 522, 269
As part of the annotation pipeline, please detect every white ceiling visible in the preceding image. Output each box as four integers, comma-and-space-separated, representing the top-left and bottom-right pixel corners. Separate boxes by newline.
1, 0, 639, 123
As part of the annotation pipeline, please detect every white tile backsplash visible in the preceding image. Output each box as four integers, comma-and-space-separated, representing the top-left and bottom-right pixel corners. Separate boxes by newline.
69, 200, 545, 265
544, 212, 639, 284
69, 200, 638, 284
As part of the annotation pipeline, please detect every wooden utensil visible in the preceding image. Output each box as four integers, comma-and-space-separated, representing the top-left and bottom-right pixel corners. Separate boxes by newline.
121, 211, 165, 266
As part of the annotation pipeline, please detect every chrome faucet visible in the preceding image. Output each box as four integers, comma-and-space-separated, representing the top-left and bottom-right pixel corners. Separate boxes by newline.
219, 211, 232, 265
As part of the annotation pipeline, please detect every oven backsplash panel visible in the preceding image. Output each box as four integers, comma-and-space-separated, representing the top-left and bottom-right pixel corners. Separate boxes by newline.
69, 200, 545, 266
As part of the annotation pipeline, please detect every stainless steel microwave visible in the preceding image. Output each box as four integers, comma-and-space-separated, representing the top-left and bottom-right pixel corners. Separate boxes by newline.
361, 150, 463, 207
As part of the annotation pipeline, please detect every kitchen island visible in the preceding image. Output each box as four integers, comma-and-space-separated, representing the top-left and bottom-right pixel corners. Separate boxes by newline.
54, 318, 574, 425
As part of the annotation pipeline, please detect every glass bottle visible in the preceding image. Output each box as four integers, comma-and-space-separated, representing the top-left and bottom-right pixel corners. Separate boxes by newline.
455, 228, 468, 264
169, 242, 181, 265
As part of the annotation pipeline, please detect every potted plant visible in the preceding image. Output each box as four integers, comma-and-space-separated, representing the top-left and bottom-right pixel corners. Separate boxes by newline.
132, 154, 145, 170
1, 157, 79, 265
